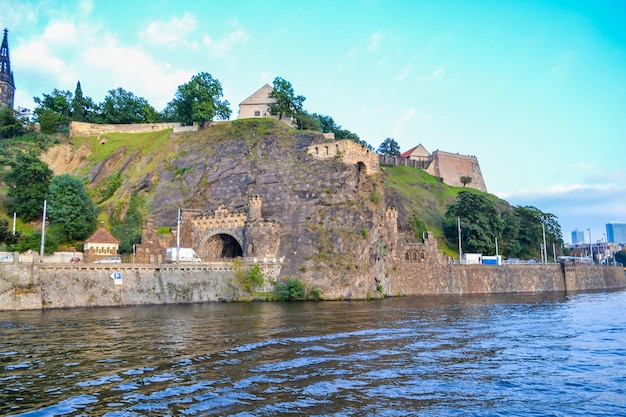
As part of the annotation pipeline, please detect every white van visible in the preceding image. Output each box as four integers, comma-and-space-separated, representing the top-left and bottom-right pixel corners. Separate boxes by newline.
165, 248, 201, 263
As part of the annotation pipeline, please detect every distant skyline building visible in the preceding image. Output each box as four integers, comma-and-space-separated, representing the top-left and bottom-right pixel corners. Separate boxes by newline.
571, 229, 585, 244
606, 222, 626, 244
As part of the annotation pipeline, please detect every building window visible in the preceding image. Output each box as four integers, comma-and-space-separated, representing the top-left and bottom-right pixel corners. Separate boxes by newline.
405, 252, 410, 260
254, 111, 261, 116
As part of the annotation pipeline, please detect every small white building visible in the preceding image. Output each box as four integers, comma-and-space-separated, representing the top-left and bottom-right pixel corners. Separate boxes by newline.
238, 84, 294, 126
83, 224, 120, 262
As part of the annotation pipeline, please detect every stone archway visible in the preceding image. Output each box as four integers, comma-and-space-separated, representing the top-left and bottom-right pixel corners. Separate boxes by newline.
204, 233, 243, 260
356, 161, 367, 175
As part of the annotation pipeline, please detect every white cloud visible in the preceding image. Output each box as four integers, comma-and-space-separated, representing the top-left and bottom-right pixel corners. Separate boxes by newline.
202, 29, 249, 56
141, 13, 198, 48
12, 17, 195, 110
368, 32, 382, 52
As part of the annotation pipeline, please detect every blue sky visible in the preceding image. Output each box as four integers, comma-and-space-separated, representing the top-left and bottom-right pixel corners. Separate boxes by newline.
2, 0, 625, 244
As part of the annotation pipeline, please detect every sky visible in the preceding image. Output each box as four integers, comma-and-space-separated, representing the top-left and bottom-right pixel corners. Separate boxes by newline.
2, 0, 625, 244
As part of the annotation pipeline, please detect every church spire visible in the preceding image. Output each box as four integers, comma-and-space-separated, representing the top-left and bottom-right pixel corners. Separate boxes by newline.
0, 28, 15, 109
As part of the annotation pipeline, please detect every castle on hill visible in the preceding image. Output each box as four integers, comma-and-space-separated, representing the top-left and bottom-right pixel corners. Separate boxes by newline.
5, 30, 486, 193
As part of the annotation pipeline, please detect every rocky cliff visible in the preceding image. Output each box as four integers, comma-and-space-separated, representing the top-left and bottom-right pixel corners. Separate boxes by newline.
43, 119, 398, 299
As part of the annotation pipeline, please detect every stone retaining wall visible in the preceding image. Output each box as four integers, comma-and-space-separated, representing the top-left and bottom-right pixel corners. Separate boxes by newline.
69, 121, 198, 137
0, 263, 623, 310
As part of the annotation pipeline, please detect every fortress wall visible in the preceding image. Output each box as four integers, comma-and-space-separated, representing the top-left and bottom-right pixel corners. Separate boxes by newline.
69, 121, 197, 137
425, 151, 487, 192
307, 140, 379, 174
0, 262, 623, 310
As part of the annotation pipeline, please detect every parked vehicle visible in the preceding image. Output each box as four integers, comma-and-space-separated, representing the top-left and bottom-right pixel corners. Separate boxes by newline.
165, 248, 201, 263
70, 257, 82, 264
94, 257, 122, 264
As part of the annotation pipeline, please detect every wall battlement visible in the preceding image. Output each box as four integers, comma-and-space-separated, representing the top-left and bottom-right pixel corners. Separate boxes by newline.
307, 139, 379, 174
69, 121, 198, 137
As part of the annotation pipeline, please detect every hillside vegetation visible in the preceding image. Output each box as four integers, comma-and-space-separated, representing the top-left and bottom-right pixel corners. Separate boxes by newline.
2, 118, 550, 263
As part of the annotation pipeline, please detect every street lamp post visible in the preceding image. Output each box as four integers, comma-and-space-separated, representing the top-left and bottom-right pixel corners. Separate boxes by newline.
587, 229, 593, 263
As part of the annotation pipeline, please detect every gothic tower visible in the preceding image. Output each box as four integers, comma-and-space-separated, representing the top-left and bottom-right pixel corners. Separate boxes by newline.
0, 28, 15, 109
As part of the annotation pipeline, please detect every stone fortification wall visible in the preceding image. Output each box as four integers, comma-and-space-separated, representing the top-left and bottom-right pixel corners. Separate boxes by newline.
1, 262, 623, 310
307, 140, 380, 174
69, 121, 198, 137
426, 151, 487, 192
0, 261, 282, 310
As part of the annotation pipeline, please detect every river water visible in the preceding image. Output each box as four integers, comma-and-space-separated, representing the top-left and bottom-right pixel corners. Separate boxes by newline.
1, 290, 625, 416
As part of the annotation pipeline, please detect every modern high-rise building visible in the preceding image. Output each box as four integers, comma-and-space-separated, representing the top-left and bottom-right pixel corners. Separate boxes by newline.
606, 222, 626, 244
571, 229, 585, 244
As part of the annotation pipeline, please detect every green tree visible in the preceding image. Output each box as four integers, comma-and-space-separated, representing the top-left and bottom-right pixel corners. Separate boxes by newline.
310, 112, 365, 145
70, 81, 99, 122
614, 250, 626, 266
16, 228, 60, 254
71, 81, 85, 122
165, 72, 231, 126
444, 191, 505, 254
100, 87, 158, 124
46, 174, 98, 241
0, 106, 26, 138
460, 176, 472, 187
33, 89, 73, 133
268, 77, 305, 121
377, 138, 401, 157
4, 152, 53, 222
514, 206, 562, 260
0, 218, 21, 245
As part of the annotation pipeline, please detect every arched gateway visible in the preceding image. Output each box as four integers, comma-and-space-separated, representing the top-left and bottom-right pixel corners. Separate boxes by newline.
200, 233, 244, 261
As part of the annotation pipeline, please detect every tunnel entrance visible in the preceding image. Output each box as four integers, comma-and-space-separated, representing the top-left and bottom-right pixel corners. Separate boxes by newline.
205, 234, 243, 260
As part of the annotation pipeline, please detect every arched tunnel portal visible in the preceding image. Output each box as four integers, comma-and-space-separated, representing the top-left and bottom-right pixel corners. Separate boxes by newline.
203, 233, 244, 260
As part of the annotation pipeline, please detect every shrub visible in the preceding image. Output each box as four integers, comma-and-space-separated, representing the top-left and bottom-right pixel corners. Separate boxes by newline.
308, 287, 323, 301
276, 278, 306, 301
370, 190, 381, 204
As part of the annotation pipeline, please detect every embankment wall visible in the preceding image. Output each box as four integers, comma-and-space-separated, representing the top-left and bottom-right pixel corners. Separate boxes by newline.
0, 264, 624, 311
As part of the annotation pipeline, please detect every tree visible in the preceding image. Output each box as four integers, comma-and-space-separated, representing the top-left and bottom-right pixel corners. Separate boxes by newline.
377, 138, 401, 157
0, 218, 21, 245
443, 191, 505, 254
46, 174, 98, 241
0, 107, 26, 138
615, 250, 626, 266
294, 111, 321, 130
71, 81, 85, 122
514, 206, 562, 260
4, 152, 53, 222
460, 176, 472, 187
165, 72, 231, 126
310, 112, 365, 146
268, 77, 305, 121
33, 89, 73, 133
100, 87, 158, 124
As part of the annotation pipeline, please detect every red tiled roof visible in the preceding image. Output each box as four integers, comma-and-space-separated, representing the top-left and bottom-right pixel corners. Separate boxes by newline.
400, 146, 418, 159
85, 227, 120, 244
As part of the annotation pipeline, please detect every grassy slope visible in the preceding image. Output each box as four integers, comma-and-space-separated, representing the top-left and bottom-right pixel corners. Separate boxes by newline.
2, 120, 510, 256
381, 164, 508, 254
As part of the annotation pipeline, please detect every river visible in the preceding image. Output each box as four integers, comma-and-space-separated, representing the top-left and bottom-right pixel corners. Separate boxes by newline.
1, 290, 625, 416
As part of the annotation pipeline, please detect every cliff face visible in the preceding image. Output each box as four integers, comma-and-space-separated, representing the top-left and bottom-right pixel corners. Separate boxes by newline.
43, 119, 398, 300
150, 120, 395, 299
